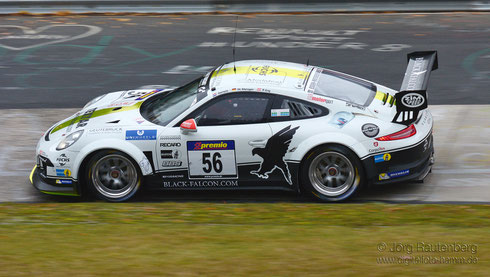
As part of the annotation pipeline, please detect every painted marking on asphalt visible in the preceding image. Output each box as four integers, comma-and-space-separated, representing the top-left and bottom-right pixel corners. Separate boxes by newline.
0, 25, 102, 51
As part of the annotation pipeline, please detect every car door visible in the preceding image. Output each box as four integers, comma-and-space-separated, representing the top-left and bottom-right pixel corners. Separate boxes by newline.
177, 92, 275, 188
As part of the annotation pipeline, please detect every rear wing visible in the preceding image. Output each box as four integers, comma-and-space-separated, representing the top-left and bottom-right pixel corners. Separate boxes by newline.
393, 51, 438, 125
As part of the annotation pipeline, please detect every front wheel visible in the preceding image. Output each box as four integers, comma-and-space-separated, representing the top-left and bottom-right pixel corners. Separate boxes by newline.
86, 150, 141, 202
301, 145, 364, 202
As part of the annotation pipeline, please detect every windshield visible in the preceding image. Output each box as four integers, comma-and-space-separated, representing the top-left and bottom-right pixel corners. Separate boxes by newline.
313, 68, 376, 106
140, 77, 203, 126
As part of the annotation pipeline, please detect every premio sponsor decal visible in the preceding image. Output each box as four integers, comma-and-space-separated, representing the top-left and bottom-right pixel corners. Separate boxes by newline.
187, 140, 237, 179
188, 141, 234, 151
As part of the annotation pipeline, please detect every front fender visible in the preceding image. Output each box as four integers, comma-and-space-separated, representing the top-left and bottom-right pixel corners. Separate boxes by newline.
72, 138, 152, 179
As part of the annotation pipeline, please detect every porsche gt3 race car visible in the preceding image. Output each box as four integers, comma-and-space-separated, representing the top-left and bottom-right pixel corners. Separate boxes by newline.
31, 51, 437, 202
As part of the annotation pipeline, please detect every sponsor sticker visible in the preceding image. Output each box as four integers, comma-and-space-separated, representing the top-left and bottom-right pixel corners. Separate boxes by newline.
76, 108, 96, 128
161, 174, 184, 179
87, 127, 123, 135
138, 158, 152, 174
56, 154, 70, 166
251, 66, 278, 76
55, 179, 73, 185
362, 123, 380, 138
160, 142, 182, 147
369, 147, 386, 153
123, 90, 147, 99
188, 141, 234, 151
161, 150, 181, 159
346, 102, 365, 110
162, 161, 183, 167
378, 169, 410, 181
374, 153, 391, 163
329, 111, 354, 128
55, 168, 72, 177
187, 140, 237, 179
125, 130, 157, 140
271, 109, 290, 117
163, 180, 239, 188
135, 89, 163, 100
107, 101, 136, 108
401, 93, 425, 108
160, 135, 181, 140
307, 93, 333, 104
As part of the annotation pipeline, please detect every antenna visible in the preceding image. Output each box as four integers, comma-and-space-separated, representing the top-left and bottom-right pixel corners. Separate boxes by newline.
232, 15, 238, 74
306, 58, 309, 66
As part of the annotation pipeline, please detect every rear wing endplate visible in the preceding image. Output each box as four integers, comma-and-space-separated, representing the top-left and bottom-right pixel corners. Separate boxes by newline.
393, 51, 438, 125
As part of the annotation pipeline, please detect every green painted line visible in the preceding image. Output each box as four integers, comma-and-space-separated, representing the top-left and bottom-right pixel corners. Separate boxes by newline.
462, 48, 490, 76
14, 36, 113, 65
104, 45, 197, 69
80, 36, 113, 65
40, 190, 79, 197
51, 101, 142, 134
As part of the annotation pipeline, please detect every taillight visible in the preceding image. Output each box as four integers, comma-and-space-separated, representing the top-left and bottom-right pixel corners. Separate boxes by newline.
375, 124, 416, 141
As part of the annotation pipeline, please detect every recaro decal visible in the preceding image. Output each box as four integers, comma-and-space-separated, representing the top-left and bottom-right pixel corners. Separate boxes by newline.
251, 125, 299, 185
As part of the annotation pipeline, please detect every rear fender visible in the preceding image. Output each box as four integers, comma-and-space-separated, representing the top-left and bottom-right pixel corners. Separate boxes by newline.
290, 132, 361, 162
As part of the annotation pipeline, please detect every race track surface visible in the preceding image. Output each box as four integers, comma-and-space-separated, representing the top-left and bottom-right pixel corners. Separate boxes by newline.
0, 13, 489, 203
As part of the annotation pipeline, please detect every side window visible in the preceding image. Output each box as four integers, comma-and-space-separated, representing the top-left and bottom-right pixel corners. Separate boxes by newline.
193, 93, 271, 126
270, 96, 328, 121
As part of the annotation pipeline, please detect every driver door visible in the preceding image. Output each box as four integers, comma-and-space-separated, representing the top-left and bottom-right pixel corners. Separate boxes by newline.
179, 92, 276, 187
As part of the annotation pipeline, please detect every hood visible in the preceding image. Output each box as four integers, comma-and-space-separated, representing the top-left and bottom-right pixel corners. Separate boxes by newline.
46, 88, 172, 142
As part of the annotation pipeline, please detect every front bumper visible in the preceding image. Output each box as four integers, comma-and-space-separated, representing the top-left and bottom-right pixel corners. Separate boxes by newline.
362, 133, 434, 185
30, 166, 80, 196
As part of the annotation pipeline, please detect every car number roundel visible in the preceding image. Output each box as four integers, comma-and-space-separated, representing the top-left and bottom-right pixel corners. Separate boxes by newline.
187, 140, 238, 179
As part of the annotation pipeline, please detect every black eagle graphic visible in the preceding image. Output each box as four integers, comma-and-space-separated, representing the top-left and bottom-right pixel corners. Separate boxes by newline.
250, 125, 299, 185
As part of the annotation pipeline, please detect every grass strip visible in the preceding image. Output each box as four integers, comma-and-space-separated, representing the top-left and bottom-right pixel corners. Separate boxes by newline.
0, 203, 488, 276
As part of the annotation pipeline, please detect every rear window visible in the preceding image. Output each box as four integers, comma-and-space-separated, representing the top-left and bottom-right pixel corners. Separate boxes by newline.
309, 68, 376, 106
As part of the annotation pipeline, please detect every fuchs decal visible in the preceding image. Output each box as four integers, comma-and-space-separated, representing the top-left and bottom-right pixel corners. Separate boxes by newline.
251, 125, 299, 185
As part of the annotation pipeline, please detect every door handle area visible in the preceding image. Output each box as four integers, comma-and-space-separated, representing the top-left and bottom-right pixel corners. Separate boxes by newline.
248, 140, 267, 147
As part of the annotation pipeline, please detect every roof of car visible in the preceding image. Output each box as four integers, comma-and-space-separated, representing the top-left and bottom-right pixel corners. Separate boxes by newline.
207, 60, 314, 95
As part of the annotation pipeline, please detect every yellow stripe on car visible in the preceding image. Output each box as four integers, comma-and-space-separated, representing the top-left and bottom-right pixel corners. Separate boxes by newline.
51, 102, 143, 134
212, 65, 310, 80
29, 165, 36, 184
375, 91, 386, 101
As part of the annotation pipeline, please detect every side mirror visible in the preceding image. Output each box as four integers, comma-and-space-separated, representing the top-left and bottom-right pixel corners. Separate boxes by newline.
180, 118, 197, 134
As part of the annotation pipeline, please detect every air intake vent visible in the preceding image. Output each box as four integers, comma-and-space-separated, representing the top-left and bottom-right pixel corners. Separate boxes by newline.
285, 100, 321, 117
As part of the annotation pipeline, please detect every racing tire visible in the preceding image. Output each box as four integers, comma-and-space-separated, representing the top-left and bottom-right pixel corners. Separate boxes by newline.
86, 150, 141, 202
301, 145, 364, 202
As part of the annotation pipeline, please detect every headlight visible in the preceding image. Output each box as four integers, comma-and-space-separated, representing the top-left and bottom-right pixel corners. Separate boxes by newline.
84, 94, 106, 108
56, 130, 84, 151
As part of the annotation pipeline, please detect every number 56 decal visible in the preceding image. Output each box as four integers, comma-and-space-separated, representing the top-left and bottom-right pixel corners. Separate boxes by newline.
187, 140, 238, 179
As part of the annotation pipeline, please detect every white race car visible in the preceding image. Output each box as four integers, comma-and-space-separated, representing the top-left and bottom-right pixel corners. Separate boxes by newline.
31, 51, 437, 202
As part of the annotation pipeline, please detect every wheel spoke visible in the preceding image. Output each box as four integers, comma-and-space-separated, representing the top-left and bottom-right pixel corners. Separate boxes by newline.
91, 154, 139, 200
308, 151, 357, 197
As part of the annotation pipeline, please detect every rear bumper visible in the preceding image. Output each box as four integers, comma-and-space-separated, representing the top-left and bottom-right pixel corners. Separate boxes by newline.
362, 133, 434, 185
30, 166, 80, 196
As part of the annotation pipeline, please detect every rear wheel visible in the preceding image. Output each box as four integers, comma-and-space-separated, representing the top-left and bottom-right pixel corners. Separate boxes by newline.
301, 145, 363, 202
86, 150, 141, 202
